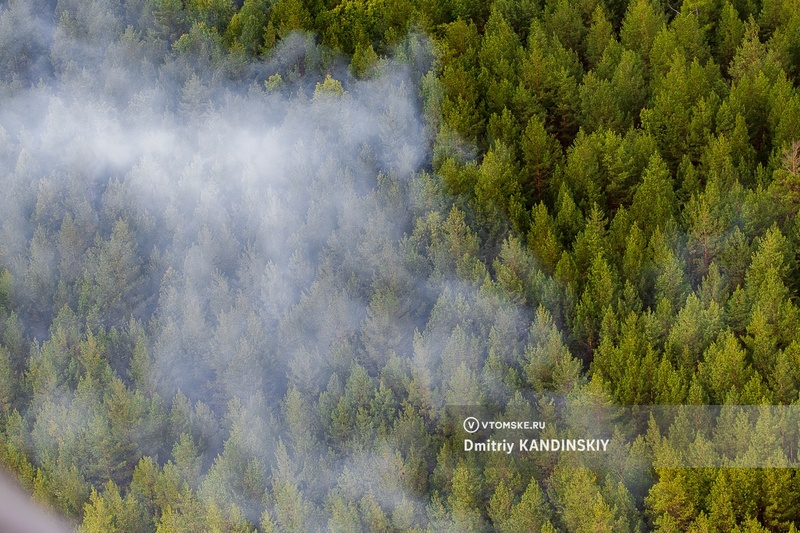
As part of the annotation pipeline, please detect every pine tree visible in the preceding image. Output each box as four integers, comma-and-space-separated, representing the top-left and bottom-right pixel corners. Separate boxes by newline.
504, 477, 552, 532
521, 116, 561, 200
264, 0, 312, 51
630, 154, 675, 238
479, 8, 523, 118
524, 306, 581, 393
620, 0, 666, 61
448, 460, 485, 532
550, 466, 617, 532
645, 470, 698, 530
586, 6, 615, 69
714, 1, 745, 72
527, 203, 562, 275
574, 253, 616, 353
699, 331, 753, 403
223, 0, 269, 55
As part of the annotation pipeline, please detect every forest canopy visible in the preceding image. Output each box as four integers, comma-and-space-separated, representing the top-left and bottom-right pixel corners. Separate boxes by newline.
1, 0, 800, 530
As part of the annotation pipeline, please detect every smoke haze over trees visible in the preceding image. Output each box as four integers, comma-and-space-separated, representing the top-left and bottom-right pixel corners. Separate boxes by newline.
2, 0, 800, 530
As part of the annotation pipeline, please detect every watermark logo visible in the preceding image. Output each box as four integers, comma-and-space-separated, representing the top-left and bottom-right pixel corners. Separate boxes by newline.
461, 417, 546, 432
463, 417, 480, 434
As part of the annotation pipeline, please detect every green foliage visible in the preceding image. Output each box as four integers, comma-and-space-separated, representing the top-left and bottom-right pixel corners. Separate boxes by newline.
224, 0, 270, 54
6, 0, 800, 531
313, 73, 346, 98
263, 0, 312, 51
149, 0, 187, 42
629, 153, 676, 237
620, 0, 666, 61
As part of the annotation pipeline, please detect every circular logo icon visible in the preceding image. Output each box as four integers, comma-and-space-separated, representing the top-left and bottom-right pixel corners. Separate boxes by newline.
463, 417, 480, 434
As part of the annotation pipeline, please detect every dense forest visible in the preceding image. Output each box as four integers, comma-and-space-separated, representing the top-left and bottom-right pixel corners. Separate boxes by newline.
1, 0, 800, 530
